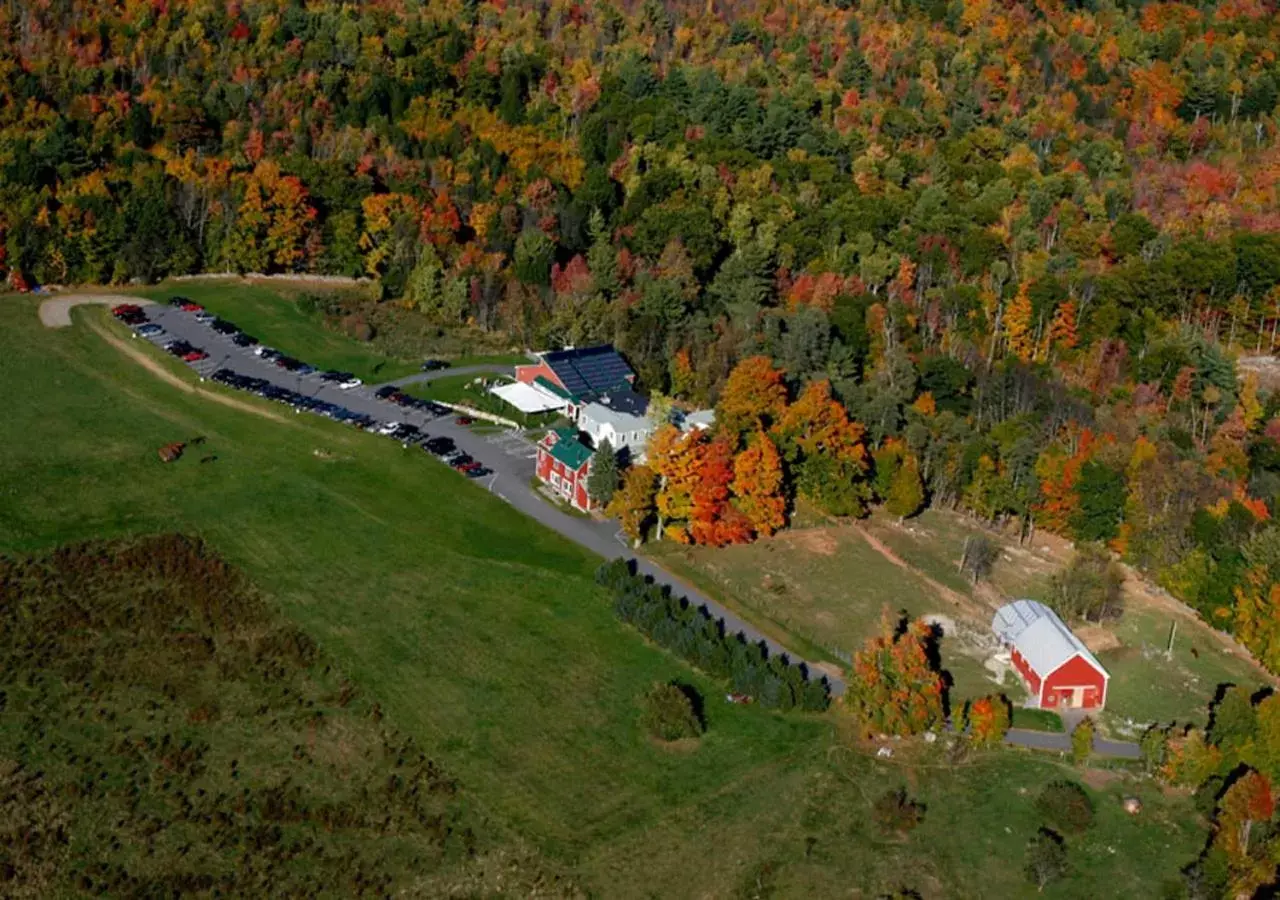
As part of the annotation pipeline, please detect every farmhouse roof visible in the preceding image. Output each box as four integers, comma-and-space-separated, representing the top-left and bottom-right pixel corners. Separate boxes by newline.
540, 345, 633, 398
991, 599, 1107, 679
547, 427, 593, 470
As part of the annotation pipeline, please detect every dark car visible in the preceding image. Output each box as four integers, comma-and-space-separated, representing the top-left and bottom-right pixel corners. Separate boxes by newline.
464, 466, 491, 478
276, 356, 303, 371
210, 319, 238, 334
319, 370, 346, 383
424, 437, 455, 454
374, 385, 400, 399
167, 296, 190, 308
231, 332, 258, 347
421, 359, 450, 371
165, 340, 195, 357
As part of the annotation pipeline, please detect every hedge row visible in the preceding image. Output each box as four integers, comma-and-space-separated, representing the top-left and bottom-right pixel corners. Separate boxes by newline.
596, 559, 830, 712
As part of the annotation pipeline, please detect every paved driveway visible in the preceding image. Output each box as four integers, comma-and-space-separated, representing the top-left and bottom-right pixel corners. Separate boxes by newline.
132, 304, 846, 696
382, 363, 516, 389
39, 294, 151, 328
1004, 728, 1140, 759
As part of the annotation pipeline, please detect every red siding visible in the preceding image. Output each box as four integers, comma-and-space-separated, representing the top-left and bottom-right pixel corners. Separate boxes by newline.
515, 360, 560, 389
1010, 648, 1041, 696
535, 439, 593, 512
1041, 654, 1107, 710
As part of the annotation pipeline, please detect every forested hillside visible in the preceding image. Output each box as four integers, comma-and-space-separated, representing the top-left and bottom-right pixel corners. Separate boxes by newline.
7, 1, 1280, 670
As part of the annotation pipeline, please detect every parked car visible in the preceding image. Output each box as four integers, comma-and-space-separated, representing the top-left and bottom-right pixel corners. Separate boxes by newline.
165, 340, 194, 356
424, 437, 455, 455
296, 364, 316, 376
180, 301, 203, 312
231, 333, 258, 347
421, 359, 449, 371
210, 319, 238, 334
194, 311, 216, 324
464, 466, 491, 478
454, 415, 474, 426
376, 421, 401, 436
276, 356, 302, 371
254, 346, 280, 360
135, 323, 164, 337
319, 370, 346, 383
111, 303, 141, 318
167, 296, 190, 308
183, 349, 208, 362
374, 385, 400, 399
338, 376, 363, 390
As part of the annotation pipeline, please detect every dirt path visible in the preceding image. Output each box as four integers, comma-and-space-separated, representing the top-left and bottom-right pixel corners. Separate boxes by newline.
850, 523, 988, 622
87, 320, 290, 425
39, 294, 151, 328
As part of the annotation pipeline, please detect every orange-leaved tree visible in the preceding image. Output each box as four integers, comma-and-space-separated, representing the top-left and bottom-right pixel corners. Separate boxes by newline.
688, 435, 752, 547
731, 430, 787, 538
964, 694, 1012, 747
845, 614, 945, 736
648, 424, 705, 543
716, 355, 788, 442
774, 379, 871, 516
607, 464, 657, 546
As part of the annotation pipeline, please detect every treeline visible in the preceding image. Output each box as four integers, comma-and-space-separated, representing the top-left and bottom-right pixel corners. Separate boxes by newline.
595, 558, 830, 711
1144, 686, 1280, 898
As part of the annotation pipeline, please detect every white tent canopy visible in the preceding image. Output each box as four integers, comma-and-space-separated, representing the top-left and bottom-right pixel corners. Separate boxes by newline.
490, 380, 568, 414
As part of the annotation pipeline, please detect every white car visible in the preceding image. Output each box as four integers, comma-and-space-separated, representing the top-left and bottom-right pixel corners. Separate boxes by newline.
338, 377, 363, 390
135, 323, 164, 337
194, 311, 216, 324
376, 421, 400, 435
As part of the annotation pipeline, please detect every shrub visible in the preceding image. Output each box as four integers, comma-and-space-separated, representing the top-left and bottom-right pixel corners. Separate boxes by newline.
1072, 717, 1095, 766
1035, 780, 1095, 834
872, 788, 924, 836
641, 682, 704, 741
1024, 828, 1068, 891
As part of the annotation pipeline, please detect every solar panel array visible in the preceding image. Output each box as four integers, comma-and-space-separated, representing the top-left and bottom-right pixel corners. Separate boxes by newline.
543, 345, 634, 397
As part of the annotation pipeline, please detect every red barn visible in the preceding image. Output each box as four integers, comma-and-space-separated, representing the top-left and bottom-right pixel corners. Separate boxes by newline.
535, 427, 594, 513
992, 600, 1109, 711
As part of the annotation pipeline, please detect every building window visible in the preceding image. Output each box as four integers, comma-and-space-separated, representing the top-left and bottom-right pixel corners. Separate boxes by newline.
550, 472, 561, 489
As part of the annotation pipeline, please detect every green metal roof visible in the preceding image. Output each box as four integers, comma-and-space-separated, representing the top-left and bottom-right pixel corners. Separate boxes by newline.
534, 375, 574, 401
548, 427, 593, 470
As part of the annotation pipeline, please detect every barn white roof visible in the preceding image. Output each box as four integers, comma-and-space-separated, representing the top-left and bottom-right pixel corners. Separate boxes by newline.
991, 599, 1108, 679
490, 380, 569, 414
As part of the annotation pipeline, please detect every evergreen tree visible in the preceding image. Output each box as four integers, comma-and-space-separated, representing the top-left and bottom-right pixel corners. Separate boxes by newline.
587, 439, 619, 508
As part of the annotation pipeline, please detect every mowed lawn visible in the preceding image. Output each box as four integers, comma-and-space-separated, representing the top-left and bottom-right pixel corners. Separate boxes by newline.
0, 294, 1213, 897
651, 525, 1012, 704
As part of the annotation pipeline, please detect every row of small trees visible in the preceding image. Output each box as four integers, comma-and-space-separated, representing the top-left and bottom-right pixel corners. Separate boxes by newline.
595, 559, 830, 712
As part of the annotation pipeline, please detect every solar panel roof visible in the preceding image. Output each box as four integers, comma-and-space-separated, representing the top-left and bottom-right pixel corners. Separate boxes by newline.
541, 345, 634, 398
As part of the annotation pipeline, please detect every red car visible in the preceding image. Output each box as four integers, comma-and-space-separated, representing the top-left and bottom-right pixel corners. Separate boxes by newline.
111, 303, 141, 318
183, 349, 208, 362
454, 415, 474, 426
181, 302, 204, 313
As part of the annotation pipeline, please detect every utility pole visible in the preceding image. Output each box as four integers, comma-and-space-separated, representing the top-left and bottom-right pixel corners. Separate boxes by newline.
1166, 619, 1177, 660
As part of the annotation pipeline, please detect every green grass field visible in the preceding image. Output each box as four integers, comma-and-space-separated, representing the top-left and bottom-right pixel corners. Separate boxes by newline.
126, 280, 423, 383
0, 292, 1218, 896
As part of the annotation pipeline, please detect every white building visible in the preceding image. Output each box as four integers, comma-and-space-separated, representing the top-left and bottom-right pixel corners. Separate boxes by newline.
574, 389, 716, 463
576, 389, 653, 461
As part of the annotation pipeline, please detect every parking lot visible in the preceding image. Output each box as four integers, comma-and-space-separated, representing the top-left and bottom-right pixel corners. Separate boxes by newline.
111, 299, 542, 485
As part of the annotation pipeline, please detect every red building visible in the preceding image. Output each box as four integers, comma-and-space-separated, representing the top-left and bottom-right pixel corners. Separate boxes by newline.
992, 600, 1109, 710
515, 345, 635, 417
535, 427, 594, 512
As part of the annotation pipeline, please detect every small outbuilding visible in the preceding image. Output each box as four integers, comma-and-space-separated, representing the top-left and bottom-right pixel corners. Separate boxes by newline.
992, 599, 1110, 711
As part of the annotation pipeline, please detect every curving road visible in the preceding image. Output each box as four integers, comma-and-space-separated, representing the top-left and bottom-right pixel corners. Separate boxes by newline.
39, 294, 152, 328
1004, 727, 1140, 759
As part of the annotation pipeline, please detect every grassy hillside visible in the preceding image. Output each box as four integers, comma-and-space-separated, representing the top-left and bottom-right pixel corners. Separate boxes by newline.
0, 293, 1214, 897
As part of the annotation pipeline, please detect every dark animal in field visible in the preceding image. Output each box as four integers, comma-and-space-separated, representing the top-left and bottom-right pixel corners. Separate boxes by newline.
158, 442, 185, 462
200, 455, 217, 464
